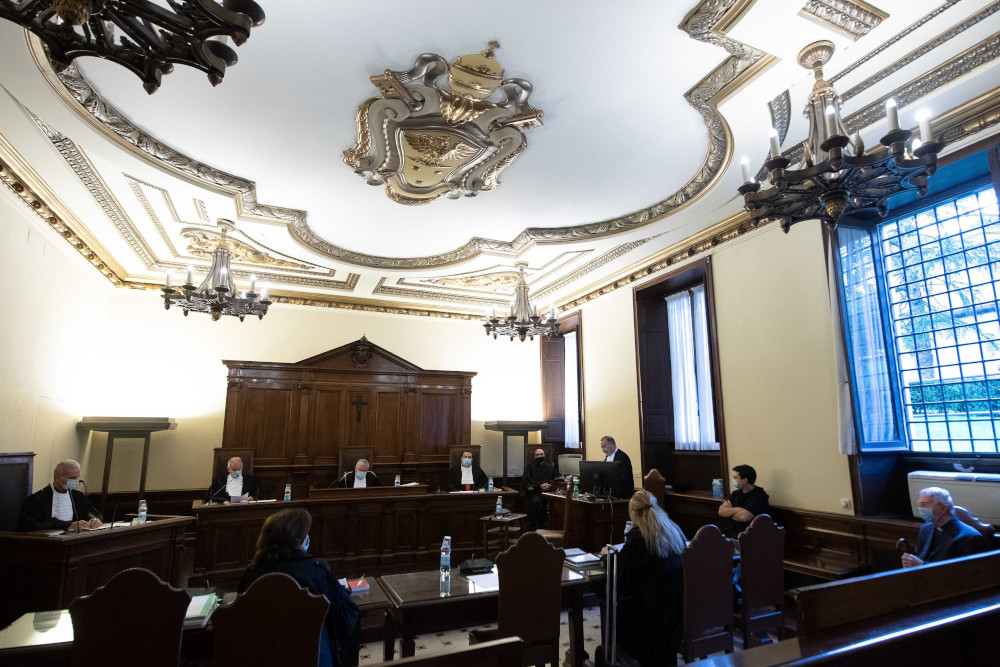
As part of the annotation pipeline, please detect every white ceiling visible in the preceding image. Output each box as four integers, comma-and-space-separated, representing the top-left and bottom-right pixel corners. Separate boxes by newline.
0, 0, 998, 316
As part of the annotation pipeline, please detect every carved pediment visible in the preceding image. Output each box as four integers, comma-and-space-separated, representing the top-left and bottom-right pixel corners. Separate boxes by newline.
295, 336, 423, 372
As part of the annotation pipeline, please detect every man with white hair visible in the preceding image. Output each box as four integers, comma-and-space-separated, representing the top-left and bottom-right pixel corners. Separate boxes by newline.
204, 456, 261, 504
19, 460, 103, 531
901, 486, 986, 567
331, 458, 381, 488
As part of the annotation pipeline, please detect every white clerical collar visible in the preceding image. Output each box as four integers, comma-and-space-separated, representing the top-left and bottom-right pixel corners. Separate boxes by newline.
605, 449, 617, 462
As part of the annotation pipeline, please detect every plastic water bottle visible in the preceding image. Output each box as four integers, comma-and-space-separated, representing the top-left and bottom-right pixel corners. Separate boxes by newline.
137, 500, 147, 524
487, 477, 494, 492
440, 536, 451, 596
394, 474, 401, 487
572, 476, 579, 500
712, 478, 723, 499
495, 496, 503, 518
284, 484, 291, 501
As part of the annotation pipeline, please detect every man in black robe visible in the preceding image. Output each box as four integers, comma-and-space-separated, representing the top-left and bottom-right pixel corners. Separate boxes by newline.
19, 459, 103, 531
522, 448, 556, 529
205, 456, 262, 504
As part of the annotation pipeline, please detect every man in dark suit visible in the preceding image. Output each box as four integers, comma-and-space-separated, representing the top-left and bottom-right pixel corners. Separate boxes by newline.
331, 458, 382, 488
522, 448, 556, 529
599, 435, 635, 498
446, 449, 488, 491
901, 486, 986, 567
19, 459, 103, 531
205, 456, 262, 504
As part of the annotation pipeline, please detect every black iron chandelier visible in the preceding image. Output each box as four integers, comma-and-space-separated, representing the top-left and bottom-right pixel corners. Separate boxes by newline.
161, 219, 271, 321
0, 0, 265, 94
483, 262, 561, 342
738, 41, 940, 232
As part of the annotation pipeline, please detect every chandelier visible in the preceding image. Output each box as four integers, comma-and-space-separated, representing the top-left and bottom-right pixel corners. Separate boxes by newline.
483, 262, 561, 342
738, 41, 940, 232
0, 0, 265, 94
161, 219, 271, 321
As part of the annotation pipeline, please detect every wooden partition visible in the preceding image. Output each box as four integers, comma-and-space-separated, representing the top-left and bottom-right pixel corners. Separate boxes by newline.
221, 336, 475, 499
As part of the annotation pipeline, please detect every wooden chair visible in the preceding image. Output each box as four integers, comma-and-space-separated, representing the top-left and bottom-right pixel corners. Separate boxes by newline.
736, 514, 786, 648
536, 490, 573, 548
69, 568, 190, 667
681, 524, 735, 661
642, 468, 666, 509
212, 573, 329, 667
523, 443, 555, 471
338, 446, 376, 484
954, 505, 998, 550
470, 532, 564, 665
212, 446, 255, 479
0, 452, 34, 531
448, 445, 483, 470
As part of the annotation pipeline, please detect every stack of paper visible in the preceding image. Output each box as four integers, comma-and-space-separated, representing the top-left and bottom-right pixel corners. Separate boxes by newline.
183, 593, 219, 629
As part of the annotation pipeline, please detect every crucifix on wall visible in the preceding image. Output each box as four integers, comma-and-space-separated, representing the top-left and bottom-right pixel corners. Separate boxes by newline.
351, 393, 368, 423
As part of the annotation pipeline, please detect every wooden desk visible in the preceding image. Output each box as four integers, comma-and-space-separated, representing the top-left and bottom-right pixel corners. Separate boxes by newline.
193, 490, 520, 588
0, 516, 193, 629
545, 492, 631, 552
377, 566, 589, 665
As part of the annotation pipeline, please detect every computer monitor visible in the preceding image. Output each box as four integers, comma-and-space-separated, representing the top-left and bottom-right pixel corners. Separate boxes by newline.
578, 460, 631, 498
557, 454, 582, 478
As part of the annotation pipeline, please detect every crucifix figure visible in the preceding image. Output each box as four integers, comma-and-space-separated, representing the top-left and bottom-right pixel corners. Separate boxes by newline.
351, 394, 368, 423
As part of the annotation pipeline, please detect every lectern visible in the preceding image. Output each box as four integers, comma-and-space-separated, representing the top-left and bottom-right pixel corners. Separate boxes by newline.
77, 417, 177, 508
484, 421, 547, 487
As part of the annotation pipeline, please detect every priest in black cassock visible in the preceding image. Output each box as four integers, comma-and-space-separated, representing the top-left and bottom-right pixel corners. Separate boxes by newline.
522, 448, 556, 530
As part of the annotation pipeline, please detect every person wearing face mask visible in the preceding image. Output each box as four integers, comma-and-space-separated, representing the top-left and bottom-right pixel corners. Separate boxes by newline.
522, 448, 556, 529
204, 456, 262, 504
446, 449, 488, 491
19, 459, 103, 531
718, 464, 769, 538
240, 508, 359, 667
331, 458, 381, 488
901, 486, 986, 567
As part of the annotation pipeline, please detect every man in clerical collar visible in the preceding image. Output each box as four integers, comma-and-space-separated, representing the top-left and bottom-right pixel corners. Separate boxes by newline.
901, 486, 986, 567
19, 459, 103, 531
446, 449, 488, 491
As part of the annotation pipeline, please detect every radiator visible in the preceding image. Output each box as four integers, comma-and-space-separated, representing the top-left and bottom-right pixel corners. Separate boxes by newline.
907, 471, 1000, 527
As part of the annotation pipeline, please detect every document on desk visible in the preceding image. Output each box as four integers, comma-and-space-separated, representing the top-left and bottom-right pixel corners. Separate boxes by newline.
563, 548, 586, 557
183, 593, 219, 629
252, 499, 277, 503
567, 553, 601, 564
399, 482, 420, 486
465, 572, 500, 591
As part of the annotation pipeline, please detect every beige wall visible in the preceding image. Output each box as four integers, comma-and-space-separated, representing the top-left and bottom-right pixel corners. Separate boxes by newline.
576, 222, 854, 514
0, 187, 542, 493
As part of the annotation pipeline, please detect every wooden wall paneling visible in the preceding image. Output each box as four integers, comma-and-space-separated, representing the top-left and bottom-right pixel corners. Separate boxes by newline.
310, 385, 347, 466
415, 388, 460, 457
374, 389, 404, 463
238, 381, 300, 464
540, 335, 565, 443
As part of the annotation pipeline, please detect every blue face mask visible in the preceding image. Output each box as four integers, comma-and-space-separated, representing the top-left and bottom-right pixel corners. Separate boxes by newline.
918, 506, 934, 522
302, 535, 310, 551
462, 458, 472, 467
732, 478, 741, 490
356, 470, 366, 480
231, 470, 242, 479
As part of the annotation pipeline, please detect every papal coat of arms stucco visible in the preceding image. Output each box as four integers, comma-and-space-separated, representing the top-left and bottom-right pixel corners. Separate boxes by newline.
343, 42, 543, 205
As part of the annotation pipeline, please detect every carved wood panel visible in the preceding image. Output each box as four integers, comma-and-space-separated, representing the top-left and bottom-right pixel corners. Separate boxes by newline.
237, 383, 299, 463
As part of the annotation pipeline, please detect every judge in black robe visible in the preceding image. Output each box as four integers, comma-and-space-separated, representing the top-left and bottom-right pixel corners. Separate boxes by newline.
522, 449, 556, 529
331, 459, 382, 488
446, 450, 488, 491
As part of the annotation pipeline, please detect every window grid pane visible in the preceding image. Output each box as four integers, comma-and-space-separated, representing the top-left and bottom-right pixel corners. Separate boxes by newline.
880, 185, 1000, 453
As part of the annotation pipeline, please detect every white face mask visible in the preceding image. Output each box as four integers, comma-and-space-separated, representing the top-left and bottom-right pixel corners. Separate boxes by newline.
356, 470, 366, 480
65, 478, 80, 491
732, 478, 741, 490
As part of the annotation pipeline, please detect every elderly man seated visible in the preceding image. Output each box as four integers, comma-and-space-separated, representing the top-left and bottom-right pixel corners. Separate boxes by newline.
332, 458, 381, 488
901, 486, 986, 568
19, 459, 103, 531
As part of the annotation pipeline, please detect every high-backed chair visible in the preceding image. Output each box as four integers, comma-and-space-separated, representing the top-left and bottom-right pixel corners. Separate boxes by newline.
536, 490, 575, 548
682, 524, 735, 661
522, 443, 555, 472
0, 452, 34, 531
736, 514, 786, 648
212, 573, 329, 667
212, 447, 255, 480
69, 568, 190, 667
448, 445, 483, 471
954, 505, 997, 550
470, 532, 564, 665
338, 446, 376, 484
642, 468, 666, 509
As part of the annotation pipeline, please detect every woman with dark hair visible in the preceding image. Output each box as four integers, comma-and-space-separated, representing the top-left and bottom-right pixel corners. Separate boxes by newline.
615, 490, 686, 666
239, 508, 359, 667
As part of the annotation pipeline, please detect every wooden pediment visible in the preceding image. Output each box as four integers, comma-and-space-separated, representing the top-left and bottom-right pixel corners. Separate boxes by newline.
294, 336, 423, 372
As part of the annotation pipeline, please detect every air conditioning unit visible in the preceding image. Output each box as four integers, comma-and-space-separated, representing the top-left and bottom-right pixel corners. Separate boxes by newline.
907, 471, 1000, 527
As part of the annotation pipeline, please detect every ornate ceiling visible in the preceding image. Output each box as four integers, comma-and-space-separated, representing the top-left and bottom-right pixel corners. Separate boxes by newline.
1, 0, 998, 320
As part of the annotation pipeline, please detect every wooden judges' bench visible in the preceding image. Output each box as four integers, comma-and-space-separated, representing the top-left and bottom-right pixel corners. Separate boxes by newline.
193, 486, 519, 588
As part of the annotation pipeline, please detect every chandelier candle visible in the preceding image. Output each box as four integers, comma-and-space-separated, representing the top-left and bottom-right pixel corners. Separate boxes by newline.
769, 129, 781, 159
886, 98, 900, 132
740, 156, 752, 183
916, 110, 933, 143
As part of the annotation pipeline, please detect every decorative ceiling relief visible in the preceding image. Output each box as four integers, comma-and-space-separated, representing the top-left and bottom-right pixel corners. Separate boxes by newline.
343, 42, 543, 205
799, 0, 888, 40
181, 228, 316, 270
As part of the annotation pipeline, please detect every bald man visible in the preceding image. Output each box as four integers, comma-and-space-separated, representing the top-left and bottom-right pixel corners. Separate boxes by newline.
522, 448, 556, 530
205, 457, 262, 504
19, 460, 103, 531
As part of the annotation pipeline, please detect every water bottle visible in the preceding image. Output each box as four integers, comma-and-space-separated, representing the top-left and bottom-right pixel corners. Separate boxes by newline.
572, 476, 579, 500
624, 520, 633, 535
283, 484, 291, 501
394, 474, 401, 487
137, 500, 147, 524
712, 478, 723, 499
440, 536, 451, 596
495, 496, 503, 518
487, 477, 494, 492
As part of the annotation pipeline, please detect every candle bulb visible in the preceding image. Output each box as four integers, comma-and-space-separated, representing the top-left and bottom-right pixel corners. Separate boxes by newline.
885, 98, 899, 132
218, 267, 227, 289
260, 286, 269, 301
910, 138, 922, 157
825, 105, 838, 139
740, 156, 752, 183
916, 109, 932, 143
549, 304, 556, 320
249, 274, 256, 294
768, 128, 781, 159
186, 265, 193, 285
166, 272, 172, 288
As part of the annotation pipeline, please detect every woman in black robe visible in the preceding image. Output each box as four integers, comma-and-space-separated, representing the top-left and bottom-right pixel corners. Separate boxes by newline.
616, 490, 686, 666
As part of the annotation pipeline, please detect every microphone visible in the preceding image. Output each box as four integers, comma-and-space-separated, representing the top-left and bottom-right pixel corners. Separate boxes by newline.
209, 479, 231, 503
107, 504, 118, 532
329, 471, 351, 488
